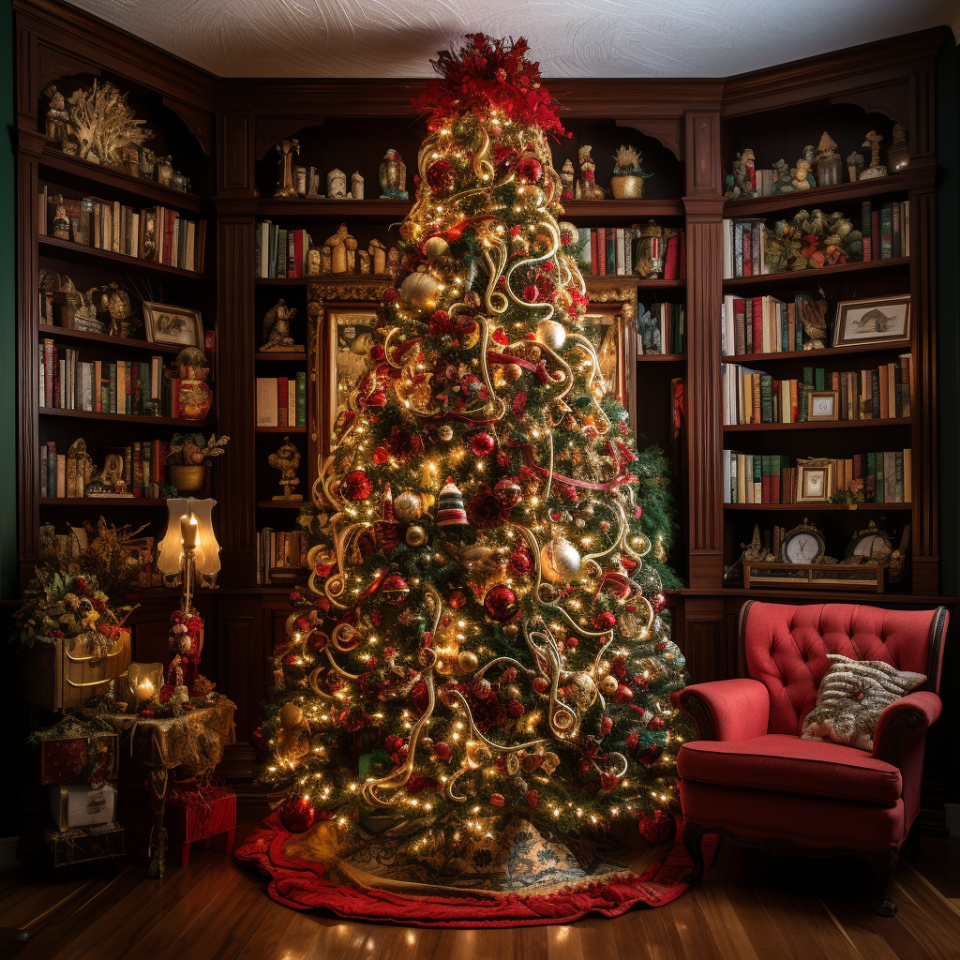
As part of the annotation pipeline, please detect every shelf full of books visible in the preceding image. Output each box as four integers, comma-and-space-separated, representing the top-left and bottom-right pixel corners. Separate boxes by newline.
571, 224, 686, 279
257, 527, 309, 584
256, 376, 308, 428
39, 438, 169, 500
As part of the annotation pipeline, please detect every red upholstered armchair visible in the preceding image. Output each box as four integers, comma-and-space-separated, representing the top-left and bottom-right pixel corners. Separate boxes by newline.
671, 601, 947, 916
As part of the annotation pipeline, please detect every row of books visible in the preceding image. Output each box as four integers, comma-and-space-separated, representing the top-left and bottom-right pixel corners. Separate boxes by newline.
39, 340, 173, 416
573, 227, 686, 279
39, 185, 205, 272
255, 223, 313, 279
257, 528, 309, 584
723, 450, 912, 504
256, 376, 308, 428
639, 302, 685, 355
722, 356, 912, 425
39, 439, 169, 499
721, 294, 807, 356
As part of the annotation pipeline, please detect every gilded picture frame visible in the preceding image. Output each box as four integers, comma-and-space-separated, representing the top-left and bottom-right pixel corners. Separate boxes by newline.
143, 301, 203, 348
833, 295, 911, 348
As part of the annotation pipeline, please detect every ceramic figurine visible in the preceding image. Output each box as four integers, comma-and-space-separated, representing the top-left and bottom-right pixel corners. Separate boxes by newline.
262, 299, 303, 352
859, 131, 887, 180
386, 245, 401, 275
888, 123, 909, 172
358, 250, 371, 275
268, 436, 303, 501
379, 149, 408, 199
42, 85, 72, 145
574, 145, 604, 200
307, 169, 320, 197
306, 248, 322, 276
86, 450, 130, 497
96, 282, 137, 338
323, 223, 358, 274
175, 346, 212, 420
560, 158, 575, 200
345, 246, 357, 273
846, 150, 864, 182
790, 158, 813, 190
634, 220, 664, 279
771, 158, 795, 194
327, 168, 347, 200
368, 238, 387, 275
294, 166, 307, 197
156, 155, 174, 187
320, 245, 332, 274
274, 139, 300, 198
139, 147, 157, 180
48, 193, 70, 240
351, 171, 364, 200
726, 149, 758, 199
813, 132, 842, 187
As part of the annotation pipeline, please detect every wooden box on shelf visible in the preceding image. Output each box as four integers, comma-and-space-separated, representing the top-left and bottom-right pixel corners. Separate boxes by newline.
743, 561, 886, 592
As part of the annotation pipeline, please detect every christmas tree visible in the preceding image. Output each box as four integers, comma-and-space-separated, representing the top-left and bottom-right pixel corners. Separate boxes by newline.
259, 35, 691, 847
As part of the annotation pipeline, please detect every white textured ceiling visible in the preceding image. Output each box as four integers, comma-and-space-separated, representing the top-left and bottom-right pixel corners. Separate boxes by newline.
64, 0, 960, 78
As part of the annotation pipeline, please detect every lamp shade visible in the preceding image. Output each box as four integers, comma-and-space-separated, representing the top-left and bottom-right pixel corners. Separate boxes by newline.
156, 498, 221, 579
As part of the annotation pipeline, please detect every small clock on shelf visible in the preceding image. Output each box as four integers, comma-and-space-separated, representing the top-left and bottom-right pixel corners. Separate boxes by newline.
780, 519, 826, 564
845, 520, 893, 562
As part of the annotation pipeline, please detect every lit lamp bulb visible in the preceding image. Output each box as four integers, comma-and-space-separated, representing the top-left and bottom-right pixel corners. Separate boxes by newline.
137, 677, 155, 703
181, 511, 198, 550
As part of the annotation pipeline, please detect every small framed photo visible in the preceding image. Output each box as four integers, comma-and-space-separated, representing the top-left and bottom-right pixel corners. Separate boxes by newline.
833, 295, 911, 348
807, 389, 839, 421
796, 461, 836, 503
143, 302, 203, 348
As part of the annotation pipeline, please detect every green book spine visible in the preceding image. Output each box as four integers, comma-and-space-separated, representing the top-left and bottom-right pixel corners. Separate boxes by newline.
866, 452, 877, 502
815, 367, 825, 391
125, 361, 133, 414
876, 454, 885, 504
108, 364, 117, 414
802, 366, 813, 386
753, 453, 762, 501
760, 374, 774, 423
895, 453, 904, 502
296, 371, 307, 427
880, 204, 893, 259
799, 383, 809, 421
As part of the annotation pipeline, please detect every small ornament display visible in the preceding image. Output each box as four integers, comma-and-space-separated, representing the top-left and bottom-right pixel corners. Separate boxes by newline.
274, 139, 301, 198
322, 223, 358, 274
261, 298, 303, 352
166, 433, 229, 495
725, 148, 757, 199
379, 149, 408, 199
766, 208, 862, 272
859, 130, 887, 180
175, 347, 212, 420
560, 158, 575, 200
268, 436, 303, 502
609, 145, 653, 200
574, 145, 604, 200
327, 167, 347, 199
813, 132, 842, 187
351, 171, 364, 200
887, 123, 909, 173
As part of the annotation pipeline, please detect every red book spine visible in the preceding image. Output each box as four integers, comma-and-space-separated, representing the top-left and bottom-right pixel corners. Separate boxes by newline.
870, 210, 880, 256
752, 297, 763, 354
163, 208, 175, 265
172, 379, 181, 419
43, 339, 55, 409
598, 228, 606, 275
742, 229, 751, 277
132, 442, 142, 498
294, 230, 303, 279
663, 234, 678, 280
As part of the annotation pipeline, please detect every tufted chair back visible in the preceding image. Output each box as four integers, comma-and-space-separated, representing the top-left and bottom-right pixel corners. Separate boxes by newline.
739, 601, 947, 736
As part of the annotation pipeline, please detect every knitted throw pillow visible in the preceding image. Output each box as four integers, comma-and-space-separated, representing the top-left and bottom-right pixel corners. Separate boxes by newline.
801, 654, 926, 752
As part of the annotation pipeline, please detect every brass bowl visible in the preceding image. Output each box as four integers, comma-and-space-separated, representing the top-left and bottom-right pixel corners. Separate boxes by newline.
610, 175, 646, 200
169, 464, 206, 494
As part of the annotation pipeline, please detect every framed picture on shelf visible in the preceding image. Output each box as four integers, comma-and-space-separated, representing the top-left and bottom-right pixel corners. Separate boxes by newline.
143, 302, 203, 348
807, 390, 839, 421
796, 458, 836, 503
832, 295, 911, 348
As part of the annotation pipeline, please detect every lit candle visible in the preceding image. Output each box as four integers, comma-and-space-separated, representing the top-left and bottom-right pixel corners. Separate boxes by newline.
180, 511, 198, 549
137, 677, 155, 702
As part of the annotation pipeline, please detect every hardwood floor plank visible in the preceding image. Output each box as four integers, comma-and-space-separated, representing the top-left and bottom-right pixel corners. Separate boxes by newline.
304, 920, 361, 960
338, 921, 390, 960
235, 902, 304, 960
821, 900, 914, 960
888, 877, 960, 960
262, 911, 330, 960
546, 923, 585, 960
612, 905, 685, 960
900, 863, 960, 921
691, 883, 763, 960
574, 916, 621, 960
666, 891, 725, 960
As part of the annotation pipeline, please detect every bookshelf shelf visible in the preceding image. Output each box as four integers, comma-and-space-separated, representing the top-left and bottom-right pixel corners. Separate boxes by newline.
724, 343, 910, 364
723, 502, 912, 511
722, 257, 909, 289
39, 235, 204, 279
723, 418, 911, 432
40, 497, 169, 506
637, 354, 686, 362
39, 148, 204, 214
38, 324, 181, 355
40, 408, 214, 427
256, 426, 307, 434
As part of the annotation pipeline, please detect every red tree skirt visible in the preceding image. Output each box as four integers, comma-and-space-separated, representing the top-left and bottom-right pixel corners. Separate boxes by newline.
236, 813, 716, 927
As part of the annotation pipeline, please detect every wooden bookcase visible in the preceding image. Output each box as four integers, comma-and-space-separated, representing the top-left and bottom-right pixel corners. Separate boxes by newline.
14, 0, 952, 781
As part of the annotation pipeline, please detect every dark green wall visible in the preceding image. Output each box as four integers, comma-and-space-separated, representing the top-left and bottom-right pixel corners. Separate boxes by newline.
0, 0, 14, 604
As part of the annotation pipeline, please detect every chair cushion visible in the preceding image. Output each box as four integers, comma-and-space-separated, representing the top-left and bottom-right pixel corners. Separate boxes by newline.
801, 654, 926, 751
677, 734, 902, 806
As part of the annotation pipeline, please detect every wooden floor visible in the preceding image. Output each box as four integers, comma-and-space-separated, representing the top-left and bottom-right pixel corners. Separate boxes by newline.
1, 814, 959, 960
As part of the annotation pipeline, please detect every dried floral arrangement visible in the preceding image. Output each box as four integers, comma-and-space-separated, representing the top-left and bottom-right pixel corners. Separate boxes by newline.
166, 432, 230, 467
612, 145, 653, 179
765, 208, 863, 272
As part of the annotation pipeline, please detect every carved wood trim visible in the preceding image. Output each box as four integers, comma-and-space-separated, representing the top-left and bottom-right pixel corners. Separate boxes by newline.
685, 112, 721, 197
255, 116, 325, 163
218, 112, 254, 196
614, 118, 682, 160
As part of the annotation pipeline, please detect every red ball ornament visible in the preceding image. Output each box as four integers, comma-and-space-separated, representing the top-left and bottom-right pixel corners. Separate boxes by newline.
380, 574, 411, 606
532, 676, 549, 694
638, 809, 677, 845
614, 684, 634, 704
494, 476, 523, 507
503, 667, 517, 683
600, 716, 613, 735
448, 590, 467, 610
507, 700, 525, 718
592, 612, 617, 630
509, 549, 532, 575
489, 793, 505, 808
384, 734, 404, 754
526, 789, 539, 809
342, 470, 372, 500
483, 584, 519, 621
652, 592, 667, 613
383, 289, 398, 302
433, 742, 451, 761
648, 716, 666, 731
516, 157, 544, 183
523, 284, 540, 302
470, 432, 496, 457
278, 796, 316, 834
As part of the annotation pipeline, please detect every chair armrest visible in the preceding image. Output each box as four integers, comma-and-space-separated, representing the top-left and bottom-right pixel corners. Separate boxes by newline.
670, 679, 770, 742
872, 691, 942, 766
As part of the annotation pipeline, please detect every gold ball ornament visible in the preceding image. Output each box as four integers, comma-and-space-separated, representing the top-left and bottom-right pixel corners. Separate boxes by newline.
437, 425, 454, 441
405, 525, 428, 547
435, 657, 457, 676
540, 538, 582, 582
394, 491, 424, 523
565, 672, 598, 709
535, 319, 567, 351
504, 363, 523, 382
399, 268, 440, 314
599, 675, 619, 695
504, 623, 520, 636
505, 754, 521, 776
423, 235, 450, 259
457, 650, 479, 673
280, 702, 304, 728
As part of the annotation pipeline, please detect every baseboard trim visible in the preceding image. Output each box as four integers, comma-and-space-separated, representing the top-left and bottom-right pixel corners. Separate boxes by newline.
0, 835, 20, 872
945, 803, 960, 840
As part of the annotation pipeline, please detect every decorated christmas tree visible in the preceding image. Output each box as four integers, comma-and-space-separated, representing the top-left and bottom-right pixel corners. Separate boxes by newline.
257, 35, 690, 852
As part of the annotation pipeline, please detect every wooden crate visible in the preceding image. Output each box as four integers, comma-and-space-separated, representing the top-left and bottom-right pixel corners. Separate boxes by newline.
743, 562, 886, 593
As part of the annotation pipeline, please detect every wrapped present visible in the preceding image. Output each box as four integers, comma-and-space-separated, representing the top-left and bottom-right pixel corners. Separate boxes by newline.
35, 718, 119, 785
167, 782, 236, 866
50, 782, 117, 831
20, 629, 131, 711
46, 822, 124, 868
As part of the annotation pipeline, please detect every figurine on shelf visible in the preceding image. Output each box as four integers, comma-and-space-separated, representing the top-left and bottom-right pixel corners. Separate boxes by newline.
368, 238, 387, 275
859, 131, 886, 180
574, 145, 604, 200
96, 282, 138, 338
358, 250, 371, 274
141, 210, 157, 262
637, 306, 661, 354
725, 149, 758, 199
274, 139, 301, 198
86, 451, 131, 498
386, 245, 400, 275
166, 433, 229, 495
800, 298, 829, 349
351, 171, 364, 200
66, 439, 95, 497
268, 437, 303, 502
320, 245, 333, 274
262, 299, 303, 352
42, 85, 72, 145
560, 158, 575, 200
294, 166, 307, 197
48, 194, 70, 240
771, 158, 794, 194
327, 167, 347, 199
634, 220, 664, 279
138, 147, 157, 180
610, 145, 653, 199
155, 156, 174, 187
307, 169, 321, 197
846, 149, 864, 183
888, 123, 909, 172
323, 223, 357, 274
306, 248, 322, 276
175, 346, 212, 420
790, 158, 814, 191
379, 149, 408, 199
813, 132, 842, 187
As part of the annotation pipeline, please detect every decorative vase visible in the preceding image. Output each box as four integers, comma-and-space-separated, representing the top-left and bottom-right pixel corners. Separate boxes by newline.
178, 380, 212, 420
169, 465, 206, 495
610, 175, 646, 200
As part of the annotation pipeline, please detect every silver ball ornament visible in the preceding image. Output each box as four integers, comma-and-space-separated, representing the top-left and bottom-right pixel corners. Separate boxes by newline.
424, 236, 450, 259
536, 319, 567, 351
394, 491, 424, 523
540, 538, 582, 582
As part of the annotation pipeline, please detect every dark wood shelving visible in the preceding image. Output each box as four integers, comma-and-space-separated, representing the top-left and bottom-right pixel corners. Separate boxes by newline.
256, 500, 304, 509
562, 199, 685, 219
39, 235, 204, 279
724, 502, 911, 511
39, 147, 204, 214
637, 353, 686, 362
723, 418, 911, 432
40, 497, 169, 506
254, 274, 393, 287
255, 426, 306, 433
254, 351, 309, 361
40, 408, 214, 427
38, 323, 181, 355
723, 257, 909, 289
254, 277, 307, 286
724, 342, 910, 364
